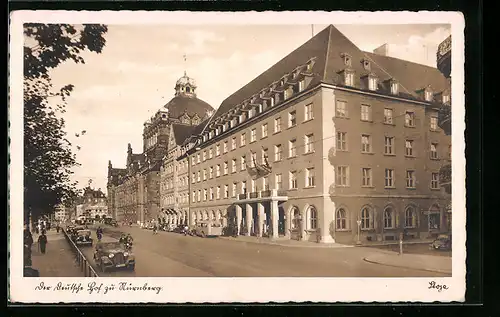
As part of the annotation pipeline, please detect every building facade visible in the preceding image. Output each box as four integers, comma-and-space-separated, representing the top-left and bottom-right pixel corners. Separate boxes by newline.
178, 25, 451, 244
107, 73, 214, 224
81, 187, 108, 219
54, 204, 69, 222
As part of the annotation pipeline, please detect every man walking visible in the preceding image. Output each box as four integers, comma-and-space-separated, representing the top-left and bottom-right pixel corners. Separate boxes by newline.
38, 232, 48, 254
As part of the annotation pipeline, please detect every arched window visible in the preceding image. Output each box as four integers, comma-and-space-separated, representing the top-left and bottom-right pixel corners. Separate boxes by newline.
361, 206, 373, 229
405, 206, 417, 228
291, 207, 300, 230
308, 206, 318, 229
336, 208, 347, 230
384, 207, 395, 229
210, 211, 215, 221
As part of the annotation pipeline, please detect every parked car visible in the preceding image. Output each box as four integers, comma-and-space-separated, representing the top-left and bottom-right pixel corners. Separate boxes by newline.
430, 234, 452, 251
73, 229, 93, 246
93, 241, 135, 272
110, 220, 118, 227
194, 221, 223, 238
173, 224, 188, 234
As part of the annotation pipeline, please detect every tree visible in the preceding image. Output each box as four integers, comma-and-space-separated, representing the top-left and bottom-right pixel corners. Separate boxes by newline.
23, 24, 108, 226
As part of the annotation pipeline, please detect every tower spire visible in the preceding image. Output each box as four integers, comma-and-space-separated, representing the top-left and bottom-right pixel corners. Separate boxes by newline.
183, 54, 187, 76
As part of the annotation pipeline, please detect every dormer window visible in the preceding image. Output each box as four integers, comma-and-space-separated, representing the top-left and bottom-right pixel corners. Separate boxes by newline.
270, 97, 275, 107
274, 93, 281, 105
209, 131, 214, 139
368, 76, 378, 91
284, 86, 293, 100
341, 53, 352, 67
390, 81, 399, 95
442, 94, 450, 104
343, 70, 355, 87
186, 87, 191, 93
299, 79, 305, 92
425, 90, 433, 102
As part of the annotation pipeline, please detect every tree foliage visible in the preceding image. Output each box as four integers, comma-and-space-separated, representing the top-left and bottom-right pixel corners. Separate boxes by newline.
23, 24, 108, 224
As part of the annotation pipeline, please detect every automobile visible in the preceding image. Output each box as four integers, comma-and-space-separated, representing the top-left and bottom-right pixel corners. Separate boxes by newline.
93, 241, 135, 272
194, 221, 223, 238
66, 225, 75, 234
73, 229, 93, 246
173, 224, 188, 234
68, 226, 85, 236
110, 220, 118, 227
430, 234, 452, 251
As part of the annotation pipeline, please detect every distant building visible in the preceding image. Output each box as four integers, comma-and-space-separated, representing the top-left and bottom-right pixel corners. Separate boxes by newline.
54, 204, 69, 222
81, 187, 108, 219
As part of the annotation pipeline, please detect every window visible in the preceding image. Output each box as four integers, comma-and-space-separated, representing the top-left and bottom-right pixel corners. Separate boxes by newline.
250, 129, 257, 142
406, 170, 416, 188
240, 133, 246, 146
216, 144, 221, 156
384, 207, 395, 229
203, 169, 207, 181
275, 174, 282, 190
223, 141, 228, 153
390, 81, 399, 95
384, 137, 394, 155
336, 208, 347, 230
442, 94, 450, 104
425, 90, 433, 102
232, 183, 237, 197
404, 206, 417, 228
232, 137, 237, 150
224, 185, 229, 198
361, 104, 372, 121
290, 171, 298, 189
336, 100, 347, 118
289, 139, 297, 157
306, 167, 315, 187
289, 110, 297, 127
223, 161, 228, 175
216, 164, 221, 177
250, 179, 256, 192
345, 72, 354, 86
197, 153, 201, 163
241, 155, 246, 170
405, 111, 415, 127
405, 140, 414, 156
337, 132, 347, 151
299, 79, 305, 92
291, 207, 300, 230
362, 168, 372, 187
250, 152, 257, 167
305, 103, 314, 121
305, 134, 314, 153
274, 117, 282, 133
209, 188, 214, 200
361, 134, 371, 153
284, 87, 292, 100
431, 173, 440, 189
361, 207, 372, 229
202, 151, 207, 161
336, 166, 349, 186
368, 77, 377, 91
231, 159, 237, 173
274, 144, 282, 161
216, 186, 220, 199
197, 171, 201, 182
262, 123, 268, 138
309, 207, 318, 229
209, 166, 213, 179
385, 169, 395, 188
430, 143, 439, 159
262, 177, 269, 190
209, 148, 213, 159
241, 181, 247, 194
261, 148, 268, 163
384, 108, 393, 124
192, 191, 196, 202
274, 93, 280, 105
430, 117, 438, 131
192, 172, 196, 184
203, 189, 207, 201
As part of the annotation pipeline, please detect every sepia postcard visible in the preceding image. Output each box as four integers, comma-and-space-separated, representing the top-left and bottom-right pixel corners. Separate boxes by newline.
9, 10, 465, 303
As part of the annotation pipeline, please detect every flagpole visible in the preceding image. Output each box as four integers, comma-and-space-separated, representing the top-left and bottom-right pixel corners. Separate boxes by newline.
311, 25, 314, 37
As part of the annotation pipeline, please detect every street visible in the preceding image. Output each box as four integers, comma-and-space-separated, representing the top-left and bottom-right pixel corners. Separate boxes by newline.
76, 225, 450, 277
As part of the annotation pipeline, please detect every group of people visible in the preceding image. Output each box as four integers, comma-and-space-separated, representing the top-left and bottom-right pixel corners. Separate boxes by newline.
119, 233, 134, 246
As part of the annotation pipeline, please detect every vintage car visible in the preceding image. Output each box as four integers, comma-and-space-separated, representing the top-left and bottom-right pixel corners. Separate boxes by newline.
93, 241, 135, 272
73, 229, 93, 246
194, 221, 223, 238
66, 225, 75, 234
109, 220, 118, 227
430, 234, 452, 251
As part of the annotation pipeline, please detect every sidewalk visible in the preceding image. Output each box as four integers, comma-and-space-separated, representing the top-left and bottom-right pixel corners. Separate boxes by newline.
363, 252, 452, 275
219, 235, 353, 248
30, 230, 83, 277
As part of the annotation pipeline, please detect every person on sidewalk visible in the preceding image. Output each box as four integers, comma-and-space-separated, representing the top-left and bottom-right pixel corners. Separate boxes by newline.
24, 226, 34, 260
38, 232, 48, 254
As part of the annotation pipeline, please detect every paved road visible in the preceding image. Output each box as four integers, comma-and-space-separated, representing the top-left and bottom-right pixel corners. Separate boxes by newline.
78, 225, 449, 277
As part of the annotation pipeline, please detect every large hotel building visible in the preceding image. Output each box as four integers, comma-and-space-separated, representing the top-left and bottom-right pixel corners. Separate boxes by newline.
109, 25, 451, 244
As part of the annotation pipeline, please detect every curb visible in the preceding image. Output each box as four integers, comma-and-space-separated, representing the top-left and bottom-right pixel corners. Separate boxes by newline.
219, 236, 353, 249
362, 257, 452, 275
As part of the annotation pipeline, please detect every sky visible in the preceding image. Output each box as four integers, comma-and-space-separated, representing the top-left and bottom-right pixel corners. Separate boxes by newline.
41, 23, 451, 193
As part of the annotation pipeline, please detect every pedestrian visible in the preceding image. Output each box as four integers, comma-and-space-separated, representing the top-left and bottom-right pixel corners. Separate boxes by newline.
38, 232, 48, 254
24, 226, 34, 259
56, 224, 60, 233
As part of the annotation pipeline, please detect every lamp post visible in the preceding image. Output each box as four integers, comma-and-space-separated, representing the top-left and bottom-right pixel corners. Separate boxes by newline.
356, 220, 362, 245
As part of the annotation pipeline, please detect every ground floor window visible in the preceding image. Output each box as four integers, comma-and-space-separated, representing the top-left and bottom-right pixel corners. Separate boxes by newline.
404, 206, 417, 228
384, 207, 395, 229
336, 208, 347, 230
291, 207, 300, 230
361, 207, 373, 229
429, 205, 441, 229
308, 206, 317, 229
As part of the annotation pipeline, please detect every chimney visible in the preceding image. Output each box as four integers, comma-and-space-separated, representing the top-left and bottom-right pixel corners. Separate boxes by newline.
373, 43, 389, 56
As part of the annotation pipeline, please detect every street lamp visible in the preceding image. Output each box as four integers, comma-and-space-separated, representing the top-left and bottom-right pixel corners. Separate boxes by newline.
356, 220, 362, 245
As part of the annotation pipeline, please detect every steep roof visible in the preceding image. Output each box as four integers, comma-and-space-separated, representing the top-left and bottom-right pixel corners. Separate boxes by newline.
171, 124, 196, 145
213, 25, 448, 120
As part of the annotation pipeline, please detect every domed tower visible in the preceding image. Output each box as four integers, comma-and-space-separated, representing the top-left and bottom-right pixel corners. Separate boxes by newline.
142, 72, 215, 163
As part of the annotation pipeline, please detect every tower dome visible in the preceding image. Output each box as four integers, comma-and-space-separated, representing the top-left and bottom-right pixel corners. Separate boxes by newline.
174, 72, 198, 98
